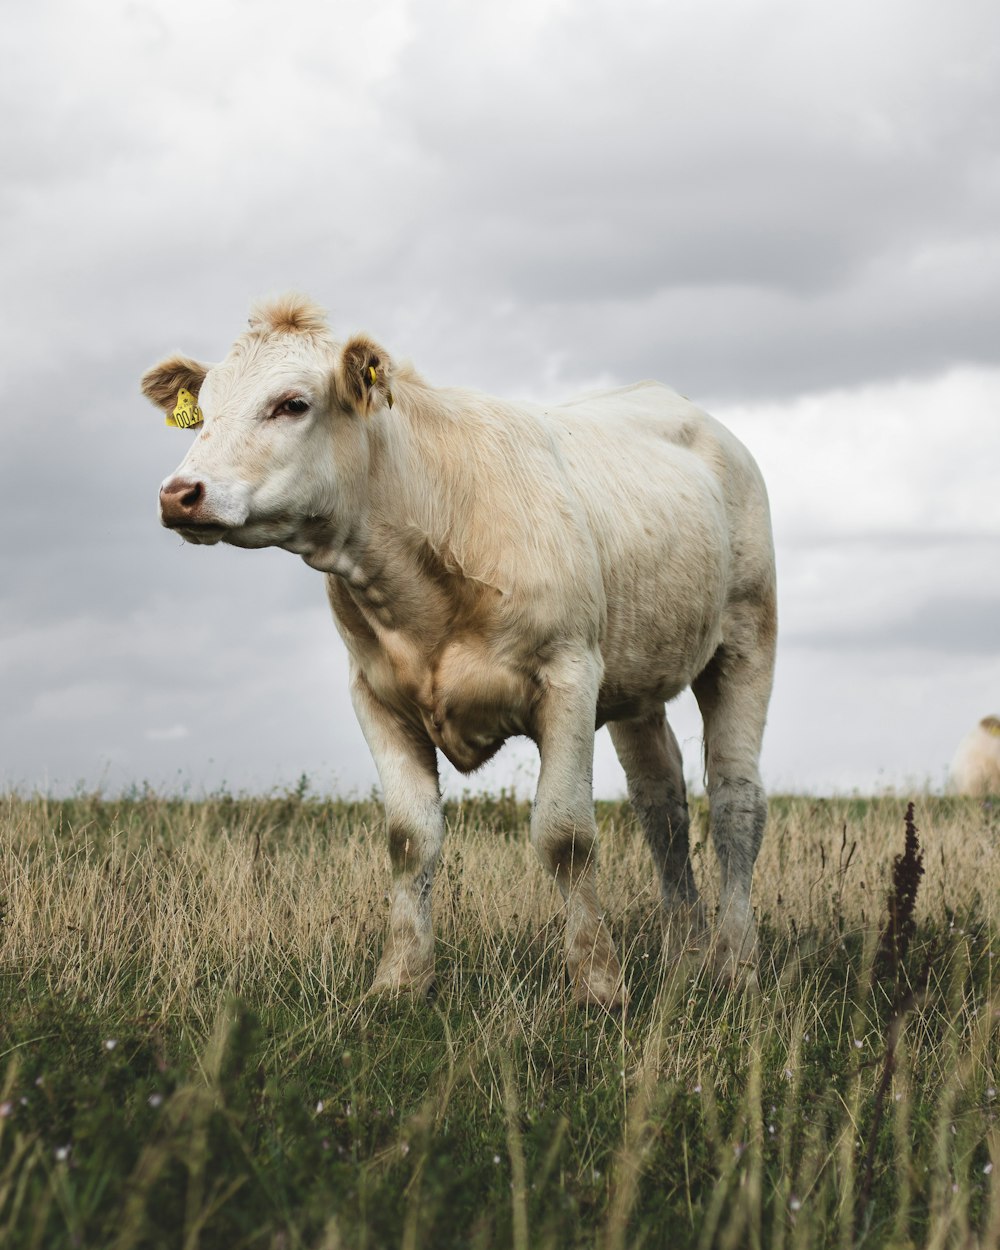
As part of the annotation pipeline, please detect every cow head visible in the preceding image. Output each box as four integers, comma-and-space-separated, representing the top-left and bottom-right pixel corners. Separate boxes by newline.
141, 296, 395, 564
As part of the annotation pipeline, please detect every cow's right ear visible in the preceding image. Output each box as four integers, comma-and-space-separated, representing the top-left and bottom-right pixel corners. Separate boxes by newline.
336, 335, 395, 417
140, 354, 209, 414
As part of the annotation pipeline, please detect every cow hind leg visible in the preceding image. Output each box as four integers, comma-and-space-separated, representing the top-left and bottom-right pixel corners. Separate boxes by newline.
692, 597, 776, 983
608, 710, 706, 956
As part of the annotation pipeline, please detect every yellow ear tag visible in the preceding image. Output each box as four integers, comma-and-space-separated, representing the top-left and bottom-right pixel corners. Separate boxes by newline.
366, 364, 392, 408
167, 388, 204, 429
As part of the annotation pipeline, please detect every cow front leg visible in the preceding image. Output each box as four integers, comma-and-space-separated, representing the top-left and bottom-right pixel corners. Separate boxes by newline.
532, 651, 625, 1009
351, 674, 444, 996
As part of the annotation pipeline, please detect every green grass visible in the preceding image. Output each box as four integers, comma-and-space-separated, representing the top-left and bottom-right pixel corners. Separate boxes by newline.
1, 792, 998, 1247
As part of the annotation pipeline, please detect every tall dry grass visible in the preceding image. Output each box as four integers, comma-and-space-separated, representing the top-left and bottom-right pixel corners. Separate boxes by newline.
4, 792, 997, 1016
1, 790, 998, 1248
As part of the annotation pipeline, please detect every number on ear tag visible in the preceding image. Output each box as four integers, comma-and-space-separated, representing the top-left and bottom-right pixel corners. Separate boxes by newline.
167, 389, 204, 429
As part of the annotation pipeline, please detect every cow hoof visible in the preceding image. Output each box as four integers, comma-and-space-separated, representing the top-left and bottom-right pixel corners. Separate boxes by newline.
702, 905, 758, 989
705, 936, 758, 990
369, 958, 435, 1000
570, 940, 625, 1010
368, 976, 435, 1001
573, 971, 627, 1012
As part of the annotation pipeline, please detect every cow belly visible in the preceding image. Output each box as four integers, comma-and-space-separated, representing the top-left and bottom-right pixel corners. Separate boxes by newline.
599, 601, 724, 711
597, 543, 728, 713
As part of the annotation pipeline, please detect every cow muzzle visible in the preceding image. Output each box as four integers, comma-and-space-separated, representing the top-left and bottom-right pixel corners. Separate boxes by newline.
159, 476, 211, 528
158, 473, 251, 539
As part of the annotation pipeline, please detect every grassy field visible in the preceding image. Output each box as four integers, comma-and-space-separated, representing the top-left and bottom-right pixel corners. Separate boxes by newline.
1, 789, 998, 1249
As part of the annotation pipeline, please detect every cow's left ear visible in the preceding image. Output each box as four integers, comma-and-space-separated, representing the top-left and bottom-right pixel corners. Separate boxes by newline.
337, 335, 394, 417
141, 354, 210, 414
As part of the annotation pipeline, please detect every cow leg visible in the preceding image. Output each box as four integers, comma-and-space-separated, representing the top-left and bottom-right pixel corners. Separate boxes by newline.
691, 598, 776, 982
531, 651, 625, 1009
350, 673, 443, 996
608, 710, 706, 953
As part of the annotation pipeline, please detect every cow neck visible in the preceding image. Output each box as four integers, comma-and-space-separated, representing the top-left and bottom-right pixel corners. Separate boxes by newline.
370, 446, 486, 640
296, 510, 451, 641
341, 513, 460, 639
302, 401, 489, 638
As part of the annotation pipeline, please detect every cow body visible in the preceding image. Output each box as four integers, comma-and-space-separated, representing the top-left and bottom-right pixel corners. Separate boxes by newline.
143, 297, 777, 1006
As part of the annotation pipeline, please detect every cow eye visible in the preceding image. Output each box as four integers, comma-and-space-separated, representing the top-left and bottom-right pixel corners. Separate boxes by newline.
274, 397, 310, 417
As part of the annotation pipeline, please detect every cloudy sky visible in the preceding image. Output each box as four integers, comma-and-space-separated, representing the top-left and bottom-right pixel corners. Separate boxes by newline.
2, 0, 999, 799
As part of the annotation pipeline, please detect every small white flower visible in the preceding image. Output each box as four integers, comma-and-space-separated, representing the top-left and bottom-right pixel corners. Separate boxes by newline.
493, 1154, 501, 1165
315, 1100, 324, 1114
693, 1083, 702, 1094
987, 1087, 997, 1100
148, 1093, 163, 1108
984, 1163, 994, 1176
789, 1196, 802, 1212
0, 1101, 13, 1118
854, 1039, 864, 1050
103, 1039, 118, 1052
55, 1145, 71, 1161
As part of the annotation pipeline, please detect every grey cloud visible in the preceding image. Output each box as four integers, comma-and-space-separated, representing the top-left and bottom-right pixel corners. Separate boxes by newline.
789, 594, 1000, 655
384, 0, 1000, 307
5, 0, 998, 402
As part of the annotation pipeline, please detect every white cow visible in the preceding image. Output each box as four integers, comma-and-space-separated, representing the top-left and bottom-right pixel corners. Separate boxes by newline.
950, 716, 1000, 797
142, 296, 777, 1007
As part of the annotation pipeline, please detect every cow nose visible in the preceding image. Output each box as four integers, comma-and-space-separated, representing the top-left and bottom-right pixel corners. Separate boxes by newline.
159, 477, 205, 526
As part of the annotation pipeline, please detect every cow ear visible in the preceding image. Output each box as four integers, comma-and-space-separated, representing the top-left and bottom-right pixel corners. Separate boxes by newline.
140, 354, 209, 414
337, 335, 395, 417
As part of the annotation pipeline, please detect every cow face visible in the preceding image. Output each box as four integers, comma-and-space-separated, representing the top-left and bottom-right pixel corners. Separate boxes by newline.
141, 298, 393, 561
